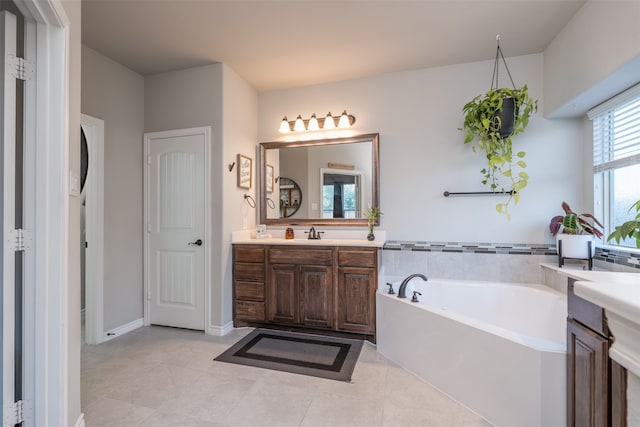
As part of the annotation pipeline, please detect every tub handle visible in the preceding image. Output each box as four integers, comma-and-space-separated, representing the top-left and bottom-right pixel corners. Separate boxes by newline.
411, 291, 422, 303
386, 283, 396, 295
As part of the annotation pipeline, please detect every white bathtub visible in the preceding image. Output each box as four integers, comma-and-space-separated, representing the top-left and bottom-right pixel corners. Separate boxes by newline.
376, 278, 567, 427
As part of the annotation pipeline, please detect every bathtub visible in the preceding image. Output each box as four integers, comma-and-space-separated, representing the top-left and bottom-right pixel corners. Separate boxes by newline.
376, 278, 566, 427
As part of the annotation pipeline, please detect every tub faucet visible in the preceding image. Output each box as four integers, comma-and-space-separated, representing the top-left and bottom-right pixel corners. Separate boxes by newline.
397, 273, 428, 299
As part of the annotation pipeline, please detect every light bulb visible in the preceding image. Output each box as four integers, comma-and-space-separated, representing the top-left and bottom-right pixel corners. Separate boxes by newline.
308, 114, 320, 131
338, 110, 350, 128
323, 112, 335, 129
279, 116, 290, 133
294, 115, 305, 132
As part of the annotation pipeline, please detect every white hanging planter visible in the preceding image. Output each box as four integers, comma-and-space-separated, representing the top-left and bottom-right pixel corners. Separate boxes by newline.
556, 234, 596, 259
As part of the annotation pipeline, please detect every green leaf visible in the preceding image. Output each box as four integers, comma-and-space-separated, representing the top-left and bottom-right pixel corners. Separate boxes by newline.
517, 160, 526, 168
517, 151, 526, 158
518, 171, 529, 179
496, 204, 503, 213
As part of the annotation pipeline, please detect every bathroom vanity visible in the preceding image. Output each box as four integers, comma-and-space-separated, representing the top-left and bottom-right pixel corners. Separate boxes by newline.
542, 264, 637, 426
567, 278, 627, 427
232, 239, 382, 342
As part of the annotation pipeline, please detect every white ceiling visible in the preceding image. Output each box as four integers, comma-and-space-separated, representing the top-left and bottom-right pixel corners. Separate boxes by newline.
81, 0, 586, 92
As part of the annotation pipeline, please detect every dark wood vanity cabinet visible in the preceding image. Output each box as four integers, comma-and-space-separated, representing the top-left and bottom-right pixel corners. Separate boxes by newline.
233, 245, 266, 322
267, 247, 334, 329
233, 244, 378, 340
337, 249, 377, 335
567, 279, 627, 427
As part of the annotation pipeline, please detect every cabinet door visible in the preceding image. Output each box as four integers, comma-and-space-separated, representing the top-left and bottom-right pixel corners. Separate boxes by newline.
337, 267, 376, 334
300, 265, 333, 329
268, 264, 299, 324
567, 318, 609, 427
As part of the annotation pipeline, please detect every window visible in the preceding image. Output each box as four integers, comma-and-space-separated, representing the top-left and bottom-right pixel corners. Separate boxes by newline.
590, 84, 640, 248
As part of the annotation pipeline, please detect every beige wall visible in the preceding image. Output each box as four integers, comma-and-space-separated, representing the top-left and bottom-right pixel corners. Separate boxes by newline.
61, 0, 82, 424
81, 45, 145, 331
544, 1, 640, 118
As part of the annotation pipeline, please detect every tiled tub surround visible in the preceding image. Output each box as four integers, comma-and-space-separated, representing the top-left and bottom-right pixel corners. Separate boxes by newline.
377, 278, 567, 427
383, 241, 639, 286
382, 241, 557, 284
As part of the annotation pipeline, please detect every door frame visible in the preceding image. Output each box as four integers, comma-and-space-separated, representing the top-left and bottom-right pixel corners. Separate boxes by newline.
10, 0, 70, 425
80, 114, 105, 345
143, 126, 211, 331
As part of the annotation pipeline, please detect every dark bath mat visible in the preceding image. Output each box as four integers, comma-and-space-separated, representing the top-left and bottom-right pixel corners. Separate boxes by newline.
214, 328, 363, 382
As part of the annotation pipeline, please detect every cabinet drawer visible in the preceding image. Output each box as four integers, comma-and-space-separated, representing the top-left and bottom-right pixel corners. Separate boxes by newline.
235, 281, 264, 301
568, 280, 607, 337
234, 262, 265, 282
234, 246, 265, 263
339, 249, 376, 267
269, 248, 333, 265
235, 300, 265, 321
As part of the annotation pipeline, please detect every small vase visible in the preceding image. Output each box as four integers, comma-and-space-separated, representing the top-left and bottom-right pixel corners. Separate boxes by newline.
367, 224, 375, 241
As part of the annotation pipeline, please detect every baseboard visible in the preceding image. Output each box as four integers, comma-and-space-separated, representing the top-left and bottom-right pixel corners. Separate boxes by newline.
208, 321, 234, 336
102, 318, 144, 342
74, 413, 85, 427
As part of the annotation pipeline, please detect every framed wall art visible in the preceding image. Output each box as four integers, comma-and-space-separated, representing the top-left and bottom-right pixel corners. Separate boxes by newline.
237, 154, 252, 189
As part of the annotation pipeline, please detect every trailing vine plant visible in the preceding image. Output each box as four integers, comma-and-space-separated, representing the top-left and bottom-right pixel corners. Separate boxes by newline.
461, 85, 538, 219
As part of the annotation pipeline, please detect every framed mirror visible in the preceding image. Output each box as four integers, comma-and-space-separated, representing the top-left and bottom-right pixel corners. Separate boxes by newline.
259, 133, 379, 226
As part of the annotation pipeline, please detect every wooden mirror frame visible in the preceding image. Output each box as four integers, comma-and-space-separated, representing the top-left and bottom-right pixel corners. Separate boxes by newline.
258, 133, 379, 226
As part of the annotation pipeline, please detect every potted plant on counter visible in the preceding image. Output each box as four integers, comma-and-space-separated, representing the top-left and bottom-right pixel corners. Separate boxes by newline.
608, 200, 640, 248
550, 201, 604, 260
364, 207, 382, 241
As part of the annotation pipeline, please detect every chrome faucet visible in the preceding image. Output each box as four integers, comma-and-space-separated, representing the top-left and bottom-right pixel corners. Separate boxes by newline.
397, 273, 428, 299
305, 226, 324, 240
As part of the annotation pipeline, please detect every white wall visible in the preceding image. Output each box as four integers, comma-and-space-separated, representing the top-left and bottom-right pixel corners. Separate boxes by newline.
544, 1, 640, 118
220, 64, 258, 327
82, 45, 145, 331
259, 53, 583, 244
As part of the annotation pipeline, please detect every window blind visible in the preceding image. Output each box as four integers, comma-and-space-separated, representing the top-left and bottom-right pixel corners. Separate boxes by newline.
589, 84, 640, 173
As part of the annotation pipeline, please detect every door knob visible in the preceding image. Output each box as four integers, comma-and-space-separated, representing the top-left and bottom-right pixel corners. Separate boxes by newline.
188, 239, 203, 246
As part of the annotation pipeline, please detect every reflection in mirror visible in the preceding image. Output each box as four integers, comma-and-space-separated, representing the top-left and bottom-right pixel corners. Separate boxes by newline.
278, 177, 302, 218
321, 168, 362, 219
259, 134, 379, 226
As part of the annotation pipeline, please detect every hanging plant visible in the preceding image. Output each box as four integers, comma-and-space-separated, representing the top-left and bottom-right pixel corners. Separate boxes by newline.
460, 37, 538, 219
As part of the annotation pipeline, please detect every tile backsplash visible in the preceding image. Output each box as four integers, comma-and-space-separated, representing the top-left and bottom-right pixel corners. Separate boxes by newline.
382, 241, 639, 285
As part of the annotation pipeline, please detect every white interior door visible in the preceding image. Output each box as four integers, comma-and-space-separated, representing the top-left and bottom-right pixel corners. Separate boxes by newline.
145, 128, 208, 331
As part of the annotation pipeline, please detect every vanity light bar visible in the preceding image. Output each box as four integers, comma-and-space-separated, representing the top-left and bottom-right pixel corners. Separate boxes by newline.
279, 110, 356, 133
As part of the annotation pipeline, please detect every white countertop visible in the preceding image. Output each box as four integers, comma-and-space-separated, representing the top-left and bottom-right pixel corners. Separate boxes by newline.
540, 262, 639, 284
231, 229, 386, 248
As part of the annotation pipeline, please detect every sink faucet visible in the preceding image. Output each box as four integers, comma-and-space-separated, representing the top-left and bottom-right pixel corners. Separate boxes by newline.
397, 273, 428, 299
305, 226, 324, 240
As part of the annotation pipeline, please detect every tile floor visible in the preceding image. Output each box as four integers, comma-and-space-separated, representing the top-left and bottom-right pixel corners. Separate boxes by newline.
81, 326, 493, 426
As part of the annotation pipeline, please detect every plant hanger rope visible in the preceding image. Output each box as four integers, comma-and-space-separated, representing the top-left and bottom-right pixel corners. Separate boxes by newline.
491, 35, 516, 90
